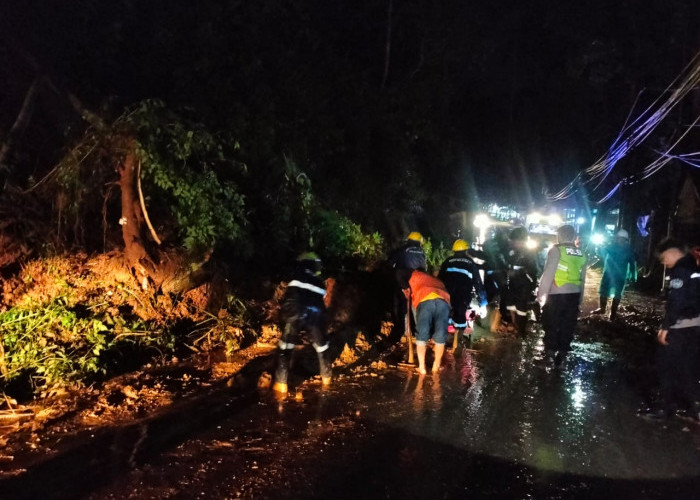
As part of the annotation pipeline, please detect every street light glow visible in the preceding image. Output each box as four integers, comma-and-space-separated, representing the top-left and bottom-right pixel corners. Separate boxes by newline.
474, 213, 491, 245
548, 214, 562, 226
474, 213, 490, 229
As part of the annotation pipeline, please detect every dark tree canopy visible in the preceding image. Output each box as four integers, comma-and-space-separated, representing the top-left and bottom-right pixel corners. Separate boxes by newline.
0, 0, 698, 244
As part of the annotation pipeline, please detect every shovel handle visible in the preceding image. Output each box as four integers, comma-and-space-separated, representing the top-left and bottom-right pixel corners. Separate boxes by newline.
405, 295, 414, 364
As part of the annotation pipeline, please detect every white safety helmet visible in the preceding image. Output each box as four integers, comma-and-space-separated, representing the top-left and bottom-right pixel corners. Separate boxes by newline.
616, 229, 629, 240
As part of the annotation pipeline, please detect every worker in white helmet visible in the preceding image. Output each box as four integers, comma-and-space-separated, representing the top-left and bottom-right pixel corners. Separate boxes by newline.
592, 229, 637, 320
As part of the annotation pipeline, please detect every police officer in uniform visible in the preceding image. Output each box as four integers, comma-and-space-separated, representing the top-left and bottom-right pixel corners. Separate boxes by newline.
536, 225, 587, 368
640, 238, 700, 420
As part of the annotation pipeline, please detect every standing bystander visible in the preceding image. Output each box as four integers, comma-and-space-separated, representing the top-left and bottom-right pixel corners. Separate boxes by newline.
639, 238, 700, 421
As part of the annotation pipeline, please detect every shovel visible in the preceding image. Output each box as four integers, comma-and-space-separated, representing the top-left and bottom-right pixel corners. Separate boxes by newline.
405, 304, 413, 365
405, 293, 414, 364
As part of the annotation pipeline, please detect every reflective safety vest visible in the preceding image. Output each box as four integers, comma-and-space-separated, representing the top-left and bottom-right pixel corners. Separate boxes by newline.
554, 245, 586, 287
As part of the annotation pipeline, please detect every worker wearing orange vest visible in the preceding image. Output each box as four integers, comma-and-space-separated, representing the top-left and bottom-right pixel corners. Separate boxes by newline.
406, 270, 451, 374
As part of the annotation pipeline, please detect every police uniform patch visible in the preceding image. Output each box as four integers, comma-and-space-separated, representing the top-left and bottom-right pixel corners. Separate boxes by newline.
669, 278, 683, 289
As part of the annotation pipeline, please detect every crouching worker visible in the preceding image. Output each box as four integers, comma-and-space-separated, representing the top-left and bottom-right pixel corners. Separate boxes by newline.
536, 225, 587, 369
405, 269, 451, 375
273, 252, 331, 394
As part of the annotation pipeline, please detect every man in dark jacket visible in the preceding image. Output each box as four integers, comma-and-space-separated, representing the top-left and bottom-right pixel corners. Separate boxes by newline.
389, 231, 427, 281
439, 239, 488, 342
640, 238, 700, 421
273, 252, 331, 395
482, 229, 509, 322
504, 227, 539, 336
388, 232, 427, 335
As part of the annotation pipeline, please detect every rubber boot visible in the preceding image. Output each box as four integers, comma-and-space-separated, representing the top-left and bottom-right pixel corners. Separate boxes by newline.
317, 350, 332, 387
463, 328, 473, 348
515, 314, 528, 336
510, 311, 519, 332
610, 298, 621, 321
554, 351, 567, 369
274, 349, 292, 393
532, 301, 542, 323
432, 343, 445, 373
591, 296, 607, 314
544, 349, 556, 367
416, 343, 428, 374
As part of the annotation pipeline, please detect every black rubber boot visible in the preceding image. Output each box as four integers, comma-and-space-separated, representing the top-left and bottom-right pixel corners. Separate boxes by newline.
591, 296, 607, 314
510, 311, 519, 331
317, 350, 331, 380
554, 351, 567, 369
274, 349, 293, 386
610, 298, 621, 320
543, 349, 556, 367
515, 314, 528, 336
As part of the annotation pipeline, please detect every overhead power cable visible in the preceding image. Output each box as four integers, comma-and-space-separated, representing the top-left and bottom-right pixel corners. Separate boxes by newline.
594, 112, 700, 203
547, 50, 700, 201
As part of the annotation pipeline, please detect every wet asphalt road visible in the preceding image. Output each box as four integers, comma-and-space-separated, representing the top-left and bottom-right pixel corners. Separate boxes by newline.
7, 277, 700, 499
85, 296, 700, 498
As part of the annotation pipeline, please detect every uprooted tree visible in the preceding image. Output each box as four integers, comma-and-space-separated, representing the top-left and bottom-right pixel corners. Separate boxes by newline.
37, 99, 248, 287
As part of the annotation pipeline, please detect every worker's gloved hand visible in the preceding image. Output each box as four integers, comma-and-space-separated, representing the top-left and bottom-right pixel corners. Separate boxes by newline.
478, 305, 488, 318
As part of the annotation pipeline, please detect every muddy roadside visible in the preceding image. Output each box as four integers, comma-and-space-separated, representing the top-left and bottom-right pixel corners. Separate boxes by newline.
0, 266, 403, 475
0, 267, 668, 491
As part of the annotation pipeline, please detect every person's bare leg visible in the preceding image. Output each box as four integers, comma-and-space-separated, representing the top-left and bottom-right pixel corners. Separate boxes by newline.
416, 342, 427, 374
432, 343, 445, 373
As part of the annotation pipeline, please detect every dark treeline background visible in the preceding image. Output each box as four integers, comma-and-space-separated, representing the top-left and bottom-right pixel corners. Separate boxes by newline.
0, 0, 697, 262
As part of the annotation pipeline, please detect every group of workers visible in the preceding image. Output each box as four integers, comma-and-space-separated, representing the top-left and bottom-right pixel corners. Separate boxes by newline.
270, 226, 700, 423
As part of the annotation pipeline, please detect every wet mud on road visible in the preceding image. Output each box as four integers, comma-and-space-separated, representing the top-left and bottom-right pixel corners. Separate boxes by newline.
85, 342, 700, 499
5, 274, 700, 499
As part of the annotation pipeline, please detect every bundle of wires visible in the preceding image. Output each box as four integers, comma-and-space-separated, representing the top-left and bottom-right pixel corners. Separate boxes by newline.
548, 50, 700, 203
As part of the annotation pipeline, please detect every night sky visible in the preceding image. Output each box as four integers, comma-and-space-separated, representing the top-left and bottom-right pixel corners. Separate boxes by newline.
0, 0, 698, 230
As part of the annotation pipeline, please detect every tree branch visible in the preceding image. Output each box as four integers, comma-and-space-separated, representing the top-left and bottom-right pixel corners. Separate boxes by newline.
137, 159, 162, 245
381, 0, 393, 89
0, 77, 42, 181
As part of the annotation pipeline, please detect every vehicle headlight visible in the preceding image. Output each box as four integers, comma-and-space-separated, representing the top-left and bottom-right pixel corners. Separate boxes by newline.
591, 233, 605, 246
